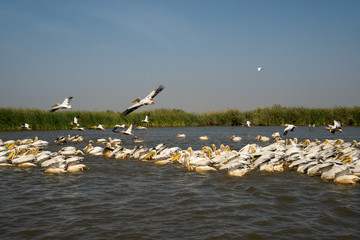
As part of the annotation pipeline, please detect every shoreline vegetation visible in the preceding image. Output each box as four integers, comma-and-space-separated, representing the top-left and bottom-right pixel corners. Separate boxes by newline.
1, 105, 360, 131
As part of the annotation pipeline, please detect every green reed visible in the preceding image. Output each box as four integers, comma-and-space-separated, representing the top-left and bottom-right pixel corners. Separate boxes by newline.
1, 105, 359, 130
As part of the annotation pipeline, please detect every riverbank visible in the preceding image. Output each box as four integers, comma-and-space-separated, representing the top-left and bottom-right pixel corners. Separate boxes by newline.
1, 105, 359, 130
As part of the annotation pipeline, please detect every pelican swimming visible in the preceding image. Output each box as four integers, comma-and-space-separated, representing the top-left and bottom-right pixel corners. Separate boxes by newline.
176, 133, 186, 138
122, 85, 164, 115
326, 119, 343, 134
283, 124, 296, 136
50, 97, 73, 112
199, 136, 209, 141
255, 135, 271, 142
230, 135, 242, 142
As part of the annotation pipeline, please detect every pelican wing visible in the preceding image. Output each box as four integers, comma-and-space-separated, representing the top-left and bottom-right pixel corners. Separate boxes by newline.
334, 120, 341, 129
122, 102, 144, 115
147, 85, 164, 99
62, 97, 73, 105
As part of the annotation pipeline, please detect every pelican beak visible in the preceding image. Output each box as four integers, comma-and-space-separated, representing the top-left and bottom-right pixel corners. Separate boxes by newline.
171, 153, 182, 162
7, 142, 15, 150
132, 97, 141, 103
143, 151, 156, 160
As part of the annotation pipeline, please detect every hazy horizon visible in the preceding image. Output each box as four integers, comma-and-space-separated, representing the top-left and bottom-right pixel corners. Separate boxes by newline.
1, 0, 359, 113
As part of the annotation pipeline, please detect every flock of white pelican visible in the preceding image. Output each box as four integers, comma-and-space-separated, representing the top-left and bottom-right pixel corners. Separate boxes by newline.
2, 130, 360, 184
6, 86, 359, 184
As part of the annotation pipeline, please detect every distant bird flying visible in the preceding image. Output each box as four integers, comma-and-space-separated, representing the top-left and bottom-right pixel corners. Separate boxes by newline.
112, 124, 126, 133
70, 116, 80, 126
20, 123, 31, 130
121, 122, 135, 136
257, 67, 263, 72
283, 124, 296, 136
50, 97, 73, 112
326, 119, 343, 134
141, 114, 150, 124
122, 85, 164, 115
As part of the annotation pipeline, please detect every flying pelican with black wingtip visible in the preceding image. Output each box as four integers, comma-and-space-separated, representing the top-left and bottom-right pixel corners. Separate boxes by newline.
283, 124, 296, 136
121, 122, 135, 136
141, 113, 150, 124
325, 119, 343, 134
70, 115, 80, 127
122, 85, 164, 115
50, 97, 73, 112
112, 124, 126, 133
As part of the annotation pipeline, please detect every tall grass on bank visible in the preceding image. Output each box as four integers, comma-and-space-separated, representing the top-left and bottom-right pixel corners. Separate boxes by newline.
1, 105, 359, 130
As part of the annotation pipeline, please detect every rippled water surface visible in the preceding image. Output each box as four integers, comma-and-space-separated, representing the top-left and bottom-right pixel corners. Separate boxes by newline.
1, 126, 360, 239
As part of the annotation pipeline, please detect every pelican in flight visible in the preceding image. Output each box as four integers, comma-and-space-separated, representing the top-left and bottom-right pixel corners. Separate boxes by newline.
20, 123, 31, 130
141, 114, 150, 124
70, 116, 80, 126
283, 124, 296, 136
326, 119, 343, 134
50, 97, 73, 112
122, 85, 164, 115
121, 122, 134, 136
112, 124, 126, 133
89, 123, 105, 130
257, 67, 263, 72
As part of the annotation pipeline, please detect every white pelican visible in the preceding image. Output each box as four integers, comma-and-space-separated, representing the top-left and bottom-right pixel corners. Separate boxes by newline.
121, 122, 134, 136
70, 115, 80, 126
230, 135, 242, 142
325, 119, 343, 134
244, 121, 251, 127
283, 124, 296, 136
72, 126, 85, 131
255, 135, 270, 142
199, 136, 209, 141
136, 126, 148, 130
50, 97, 73, 112
95, 123, 105, 130
257, 67, 263, 72
141, 114, 150, 124
133, 136, 144, 143
122, 85, 164, 115
112, 124, 126, 133
20, 123, 31, 130
176, 133, 186, 138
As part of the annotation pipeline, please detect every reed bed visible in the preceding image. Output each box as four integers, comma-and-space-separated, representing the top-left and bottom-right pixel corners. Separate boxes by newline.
0, 105, 359, 130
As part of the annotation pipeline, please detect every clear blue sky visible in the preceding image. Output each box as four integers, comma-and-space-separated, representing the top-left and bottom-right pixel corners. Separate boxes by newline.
1, 0, 359, 113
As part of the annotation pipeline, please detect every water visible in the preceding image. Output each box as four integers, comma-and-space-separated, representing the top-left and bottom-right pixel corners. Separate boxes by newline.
1, 126, 360, 239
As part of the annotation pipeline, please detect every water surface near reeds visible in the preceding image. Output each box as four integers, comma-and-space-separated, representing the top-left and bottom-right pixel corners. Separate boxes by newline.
1, 126, 360, 239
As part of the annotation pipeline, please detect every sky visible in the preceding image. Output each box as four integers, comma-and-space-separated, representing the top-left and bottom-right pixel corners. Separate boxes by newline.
0, 0, 359, 113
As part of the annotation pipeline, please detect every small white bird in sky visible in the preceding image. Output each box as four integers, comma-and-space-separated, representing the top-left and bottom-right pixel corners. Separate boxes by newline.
50, 97, 73, 112
257, 67, 263, 72
122, 85, 164, 115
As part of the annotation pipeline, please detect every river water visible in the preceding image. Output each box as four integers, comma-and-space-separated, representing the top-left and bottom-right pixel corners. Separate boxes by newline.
1, 126, 360, 239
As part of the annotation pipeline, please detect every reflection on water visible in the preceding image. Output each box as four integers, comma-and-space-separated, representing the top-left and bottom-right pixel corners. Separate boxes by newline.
1, 126, 360, 239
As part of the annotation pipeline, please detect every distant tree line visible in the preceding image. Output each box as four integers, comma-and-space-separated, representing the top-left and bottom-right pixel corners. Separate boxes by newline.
0, 105, 359, 130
